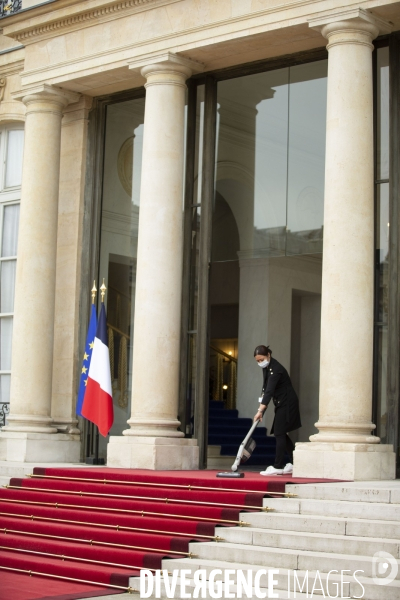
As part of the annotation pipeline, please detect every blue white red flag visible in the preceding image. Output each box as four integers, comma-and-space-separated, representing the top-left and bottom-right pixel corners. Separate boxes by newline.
81, 303, 114, 436
76, 303, 97, 417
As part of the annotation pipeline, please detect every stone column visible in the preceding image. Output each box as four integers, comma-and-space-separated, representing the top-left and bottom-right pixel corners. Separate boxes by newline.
107, 54, 202, 469
0, 84, 81, 463
294, 9, 395, 480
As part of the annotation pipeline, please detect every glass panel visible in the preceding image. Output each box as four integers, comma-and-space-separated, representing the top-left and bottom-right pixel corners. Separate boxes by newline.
375, 182, 389, 442
376, 325, 388, 443
286, 61, 328, 255
0, 260, 16, 313
0, 374, 10, 428
207, 62, 326, 453
376, 183, 389, 325
98, 97, 145, 458
5, 129, 24, 188
2, 204, 20, 257
193, 84, 205, 205
188, 206, 200, 332
377, 47, 389, 180
216, 68, 289, 260
0, 374, 10, 402
185, 332, 197, 436
0, 316, 13, 370
184, 84, 206, 433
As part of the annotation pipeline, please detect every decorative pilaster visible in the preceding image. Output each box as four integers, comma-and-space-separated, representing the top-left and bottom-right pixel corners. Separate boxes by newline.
51, 95, 93, 434
293, 10, 395, 480
107, 54, 202, 469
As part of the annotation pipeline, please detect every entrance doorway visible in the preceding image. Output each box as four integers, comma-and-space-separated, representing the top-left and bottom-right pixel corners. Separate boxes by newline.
184, 58, 328, 466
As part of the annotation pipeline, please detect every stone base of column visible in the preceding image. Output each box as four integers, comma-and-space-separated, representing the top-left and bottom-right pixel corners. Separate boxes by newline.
107, 436, 199, 470
293, 442, 396, 481
0, 432, 81, 463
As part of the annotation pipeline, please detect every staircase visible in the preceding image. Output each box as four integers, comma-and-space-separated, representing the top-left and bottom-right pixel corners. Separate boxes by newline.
132, 481, 400, 599
207, 400, 277, 467
0, 466, 270, 596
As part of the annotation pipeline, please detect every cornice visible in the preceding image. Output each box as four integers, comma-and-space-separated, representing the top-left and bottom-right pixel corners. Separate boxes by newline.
308, 7, 392, 35
0, 57, 24, 76
2, 0, 180, 44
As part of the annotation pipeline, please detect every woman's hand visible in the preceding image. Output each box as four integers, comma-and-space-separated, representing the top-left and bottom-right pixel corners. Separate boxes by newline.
253, 409, 265, 423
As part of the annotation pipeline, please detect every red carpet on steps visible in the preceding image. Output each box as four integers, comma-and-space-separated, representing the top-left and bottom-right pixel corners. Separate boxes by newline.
0, 468, 340, 599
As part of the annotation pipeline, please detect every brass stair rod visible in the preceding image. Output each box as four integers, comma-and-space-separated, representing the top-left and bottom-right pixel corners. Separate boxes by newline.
0, 511, 223, 541
29, 474, 295, 497
0, 496, 250, 526
0, 527, 195, 557
0, 544, 158, 573
0, 565, 137, 594
5, 484, 270, 512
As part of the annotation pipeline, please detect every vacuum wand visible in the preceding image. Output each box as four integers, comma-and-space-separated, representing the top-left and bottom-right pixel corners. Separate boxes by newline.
217, 419, 260, 478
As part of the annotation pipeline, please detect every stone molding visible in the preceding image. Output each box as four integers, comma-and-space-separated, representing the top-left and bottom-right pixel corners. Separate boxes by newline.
3, 0, 180, 44
0, 102, 26, 123
61, 95, 93, 125
12, 83, 80, 107
13, 3, 378, 90
308, 7, 392, 36
0, 57, 24, 78
128, 52, 204, 77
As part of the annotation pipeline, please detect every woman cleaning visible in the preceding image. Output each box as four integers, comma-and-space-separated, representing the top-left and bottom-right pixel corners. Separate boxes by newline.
253, 344, 301, 475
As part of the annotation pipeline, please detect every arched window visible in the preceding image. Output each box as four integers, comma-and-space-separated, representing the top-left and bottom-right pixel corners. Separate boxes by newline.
0, 126, 24, 427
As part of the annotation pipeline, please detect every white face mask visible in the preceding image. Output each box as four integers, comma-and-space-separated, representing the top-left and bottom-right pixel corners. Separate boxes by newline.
258, 359, 269, 368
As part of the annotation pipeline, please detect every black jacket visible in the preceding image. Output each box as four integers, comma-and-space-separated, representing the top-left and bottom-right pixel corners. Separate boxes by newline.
261, 357, 301, 435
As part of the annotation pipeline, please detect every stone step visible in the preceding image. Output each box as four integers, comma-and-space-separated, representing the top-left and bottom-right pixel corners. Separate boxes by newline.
160, 558, 400, 600
207, 445, 224, 458
215, 526, 399, 558
0, 461, 37, 480
288, 482, 400, 504
128, 574, 312, 600
161, 558, 351, 596
264, 496, 400, 521
0, 461, 85, 480
129, 566, 400, 600
355, 576, 400, 600
190, 542, 400, 580
242, 510, 400, 539
206, 446, 234, 469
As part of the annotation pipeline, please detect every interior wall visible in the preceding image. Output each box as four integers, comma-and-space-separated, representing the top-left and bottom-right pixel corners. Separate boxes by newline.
290, 292, 321, 443
237, 255, 322, 440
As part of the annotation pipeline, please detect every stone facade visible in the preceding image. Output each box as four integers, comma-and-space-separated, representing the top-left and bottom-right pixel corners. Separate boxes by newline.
0, 0, 398, 479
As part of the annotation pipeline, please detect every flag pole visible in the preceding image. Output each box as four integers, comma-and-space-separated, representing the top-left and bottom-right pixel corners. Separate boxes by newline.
84, 280, 105, 466
93, 279, 107, 465
83, 277, 113, 465
85, 282, 97, 463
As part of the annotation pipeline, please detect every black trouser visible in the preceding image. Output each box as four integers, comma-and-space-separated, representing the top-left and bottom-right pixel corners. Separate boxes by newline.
274, 433, 294, 469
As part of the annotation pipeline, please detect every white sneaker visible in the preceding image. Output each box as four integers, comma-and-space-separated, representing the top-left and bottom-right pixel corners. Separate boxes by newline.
260, 466, 284, 476
283, 463, 293, 474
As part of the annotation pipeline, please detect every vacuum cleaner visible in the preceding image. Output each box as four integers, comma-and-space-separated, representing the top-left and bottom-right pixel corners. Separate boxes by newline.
217, 420, 259, 478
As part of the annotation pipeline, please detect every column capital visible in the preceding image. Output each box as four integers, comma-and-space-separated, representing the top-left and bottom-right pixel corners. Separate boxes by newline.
128, 52, 203, 86
13, 84, 80, 109
309, 8, 391, 47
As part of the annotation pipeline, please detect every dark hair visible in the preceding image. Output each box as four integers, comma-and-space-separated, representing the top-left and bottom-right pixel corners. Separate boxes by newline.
254, 345, 272, 357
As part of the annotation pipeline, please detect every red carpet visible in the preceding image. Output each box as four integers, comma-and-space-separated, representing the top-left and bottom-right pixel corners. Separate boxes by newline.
0, 467, 339, 598
0, 572, 120, 600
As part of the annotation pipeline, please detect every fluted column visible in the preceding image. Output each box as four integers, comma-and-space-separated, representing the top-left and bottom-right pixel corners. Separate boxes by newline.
0, 84, 81, 462
107, 54, 202, 469
294, 10, 395, 480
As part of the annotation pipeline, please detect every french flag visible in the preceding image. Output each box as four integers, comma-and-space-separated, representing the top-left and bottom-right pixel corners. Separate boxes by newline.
82, 303, 114, 436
